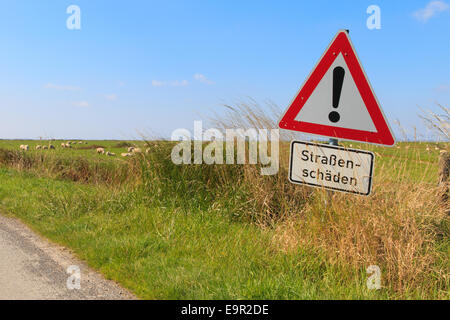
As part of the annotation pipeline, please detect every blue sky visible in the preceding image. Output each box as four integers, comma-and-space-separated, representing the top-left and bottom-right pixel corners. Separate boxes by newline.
0, 0, 449, 140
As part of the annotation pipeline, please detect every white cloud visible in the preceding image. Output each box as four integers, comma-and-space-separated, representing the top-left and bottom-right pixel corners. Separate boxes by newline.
413, 1, 449, 22
104, 93, 117, 101
44, 83, 81, 91
72, 101, 89, 107
171, 80, 189, 87
152, 79, 189, 87
194, 73, 214, 84
151, 80, 166, 87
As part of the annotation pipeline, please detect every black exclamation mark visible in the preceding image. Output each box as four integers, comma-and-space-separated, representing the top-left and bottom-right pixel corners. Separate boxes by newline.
328, 66, 345, 123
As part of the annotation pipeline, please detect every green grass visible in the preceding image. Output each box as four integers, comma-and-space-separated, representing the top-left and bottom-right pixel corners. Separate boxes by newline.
2, 139, 443, 183
0, 167, 389, 299
0, 139, 140, 160
0, 139, 447, 299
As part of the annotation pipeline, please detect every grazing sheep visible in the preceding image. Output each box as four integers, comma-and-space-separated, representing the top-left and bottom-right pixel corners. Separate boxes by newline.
121, 152, 132, 157
65, 143, 72, 148
106, 151, 116, 156
146, 148, 151, 154
96, 147, 105, 154
127, 147, 135, 153
78, 141, 83, 144
19, 145, 29, 151
42, 146, 48, 150
133, 148, 142, 153
61, 142, 66, 148
49, 144, 55, 149
36, 145, 42, 150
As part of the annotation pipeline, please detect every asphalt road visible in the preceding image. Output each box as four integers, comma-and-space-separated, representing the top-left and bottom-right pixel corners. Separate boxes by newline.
0, 214, 135, 300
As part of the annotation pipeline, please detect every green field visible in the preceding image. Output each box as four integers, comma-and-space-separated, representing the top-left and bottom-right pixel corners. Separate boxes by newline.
0, 139, 448, 299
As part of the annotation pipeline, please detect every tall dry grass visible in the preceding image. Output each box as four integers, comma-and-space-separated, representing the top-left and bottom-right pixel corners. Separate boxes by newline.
0, 148, 141, 186
0, 101, 447, 297
272, 161, 447, 296
208, 99, 311, 142
419, 104, 449, 141
206, 101, 449, 297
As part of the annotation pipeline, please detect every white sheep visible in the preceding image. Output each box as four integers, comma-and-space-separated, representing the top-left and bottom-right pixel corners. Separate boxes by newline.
133, 148, 142, 153
42, 146, 48, 150
36, 145, 42, 150
121, 152, 132, 157
127, 147, 135, 153
106, 151, 116, 156
96, 147, 105, 154
19, 145, 29, 151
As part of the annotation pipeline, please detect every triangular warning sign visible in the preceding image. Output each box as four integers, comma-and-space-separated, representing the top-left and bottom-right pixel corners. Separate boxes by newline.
279, 30, 395, 146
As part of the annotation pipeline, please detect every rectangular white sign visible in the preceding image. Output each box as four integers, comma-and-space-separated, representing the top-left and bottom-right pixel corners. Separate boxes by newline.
289, 141, 374, 196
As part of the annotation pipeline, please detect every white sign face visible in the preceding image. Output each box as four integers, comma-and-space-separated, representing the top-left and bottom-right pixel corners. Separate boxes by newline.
294, 53, 377, 132
289, 141, 374, 196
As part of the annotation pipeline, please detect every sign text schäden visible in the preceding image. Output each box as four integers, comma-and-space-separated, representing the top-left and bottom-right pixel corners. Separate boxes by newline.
289, 141, 374, 196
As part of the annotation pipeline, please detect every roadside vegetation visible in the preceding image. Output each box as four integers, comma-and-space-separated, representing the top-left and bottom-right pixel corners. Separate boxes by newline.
0, 104, 448, 299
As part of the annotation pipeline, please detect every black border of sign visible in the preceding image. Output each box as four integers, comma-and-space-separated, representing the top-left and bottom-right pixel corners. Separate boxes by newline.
289, 140, 375, 196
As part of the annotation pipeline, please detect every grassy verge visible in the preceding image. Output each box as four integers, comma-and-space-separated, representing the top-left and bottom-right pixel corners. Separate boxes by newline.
0, 140, 448, 299
0, 167, 390, 299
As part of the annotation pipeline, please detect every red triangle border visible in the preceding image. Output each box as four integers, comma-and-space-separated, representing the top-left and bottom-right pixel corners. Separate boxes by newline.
279, 31, 395, 146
